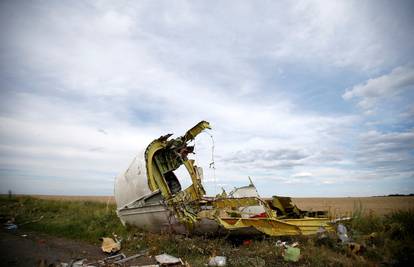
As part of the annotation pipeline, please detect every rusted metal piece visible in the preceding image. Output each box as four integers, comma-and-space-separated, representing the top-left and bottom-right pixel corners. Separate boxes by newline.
114, 121, 333, 236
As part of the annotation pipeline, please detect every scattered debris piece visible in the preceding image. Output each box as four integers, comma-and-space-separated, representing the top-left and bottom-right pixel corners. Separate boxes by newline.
275, 240, 299, 249
104, 253, 126, 262
291, 241, 299, 247
4, 222, 17, 230
58, 250, 149, 267
348, 242, 365, 256
71, 259, 87, 267
337, 223, 349, 244
59, 259, 97, 267
59, 259, 89, 267
21, 234, 28, 237
283, 246, 300, 262
317, 226, 327, 239
275, 240, 287, 248
59, 253, 131, 267
100, 237, 121, 253
277, 241, 301, 262
155, 253, 183, 265
331, 217, 352, 223
365, 232, 377, 248
315, 226, 336, 247
114, 250, 148, 265
208, 256, 227, 266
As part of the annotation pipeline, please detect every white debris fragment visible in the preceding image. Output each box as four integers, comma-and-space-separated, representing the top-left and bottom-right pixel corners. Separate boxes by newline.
331, 217, 352, 223
155, 253, 183, 265
275, 240, 287, 248
208, 256, 227, 266
337, 223, 349, 244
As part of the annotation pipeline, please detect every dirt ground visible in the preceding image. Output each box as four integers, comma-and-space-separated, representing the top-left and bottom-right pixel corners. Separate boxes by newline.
0, 229, 156, 267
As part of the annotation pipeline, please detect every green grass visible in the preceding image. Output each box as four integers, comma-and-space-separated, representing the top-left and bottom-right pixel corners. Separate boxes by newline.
344, 206, 414, 266
1, 196, 413, 266
0, 195, 128, 243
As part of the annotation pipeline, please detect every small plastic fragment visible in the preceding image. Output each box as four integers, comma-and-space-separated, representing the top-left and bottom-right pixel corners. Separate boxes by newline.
337, 223, 349, 244
283, 246, 300, 262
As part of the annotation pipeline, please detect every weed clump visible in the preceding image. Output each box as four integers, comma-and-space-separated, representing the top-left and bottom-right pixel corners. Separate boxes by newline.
345, 208, 414, 266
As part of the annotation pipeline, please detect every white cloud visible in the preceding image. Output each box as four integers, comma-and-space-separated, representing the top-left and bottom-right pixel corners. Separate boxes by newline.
292, 172, 313, 178
343, 66, 414, 111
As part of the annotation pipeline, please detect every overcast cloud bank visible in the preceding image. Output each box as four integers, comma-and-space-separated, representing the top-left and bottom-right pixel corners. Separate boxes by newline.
0, 0, 413, 196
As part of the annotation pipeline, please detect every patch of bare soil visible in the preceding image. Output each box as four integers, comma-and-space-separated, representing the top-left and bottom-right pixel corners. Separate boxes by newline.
0, 229, 155, 267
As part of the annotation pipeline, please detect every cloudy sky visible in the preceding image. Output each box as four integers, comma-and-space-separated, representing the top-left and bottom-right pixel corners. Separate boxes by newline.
1, 0, 413, 197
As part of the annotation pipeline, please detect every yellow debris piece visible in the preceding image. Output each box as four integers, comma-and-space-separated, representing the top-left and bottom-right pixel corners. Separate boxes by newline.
100, 237, 121, 253
218, 217, 333, 236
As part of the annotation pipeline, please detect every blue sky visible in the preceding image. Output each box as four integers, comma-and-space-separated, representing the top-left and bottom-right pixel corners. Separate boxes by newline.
0, 0, 413, 197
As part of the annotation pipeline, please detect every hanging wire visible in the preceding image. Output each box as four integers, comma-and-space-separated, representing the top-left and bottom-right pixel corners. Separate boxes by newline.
203, 130, 216, 194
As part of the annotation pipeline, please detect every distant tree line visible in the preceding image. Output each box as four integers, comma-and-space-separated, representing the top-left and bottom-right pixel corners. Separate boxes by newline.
373, 193, 414, 197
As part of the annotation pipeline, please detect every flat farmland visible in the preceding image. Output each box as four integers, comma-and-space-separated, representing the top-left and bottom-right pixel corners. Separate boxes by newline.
292, 196, 414, 216
25, 195, 414, 216
22, 194, 115, 203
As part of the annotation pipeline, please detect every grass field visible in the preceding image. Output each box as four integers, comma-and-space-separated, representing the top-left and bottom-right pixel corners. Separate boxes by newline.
1, 195, 413, 266
26, 194, 414, 216
15, 194, 115, 203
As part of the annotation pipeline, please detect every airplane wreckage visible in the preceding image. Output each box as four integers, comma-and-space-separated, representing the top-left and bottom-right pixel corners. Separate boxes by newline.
114, 121, 333, 236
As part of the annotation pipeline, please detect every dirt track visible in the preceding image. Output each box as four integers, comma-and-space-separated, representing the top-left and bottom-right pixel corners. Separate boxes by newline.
0, 229, 155, 267
0, 229, 103, 266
